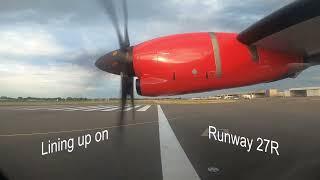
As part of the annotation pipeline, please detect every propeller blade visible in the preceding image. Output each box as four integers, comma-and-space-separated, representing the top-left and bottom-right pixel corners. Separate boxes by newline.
119, 72, 135, 125
122, 0, 130, 48
128, 76, 135, 120
97, 0, 134, 130
120, 72, 127, 125
99, 0, 124, 48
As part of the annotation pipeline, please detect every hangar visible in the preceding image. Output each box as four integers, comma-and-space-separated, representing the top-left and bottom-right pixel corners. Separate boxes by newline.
286, 87, 320, 97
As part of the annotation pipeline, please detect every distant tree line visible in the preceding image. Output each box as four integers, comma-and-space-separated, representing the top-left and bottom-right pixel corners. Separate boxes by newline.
0, 96, 108, 102
0, 96, 185, 102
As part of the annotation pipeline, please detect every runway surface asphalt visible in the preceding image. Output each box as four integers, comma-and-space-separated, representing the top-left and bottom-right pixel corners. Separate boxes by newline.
0, 98, 319, 180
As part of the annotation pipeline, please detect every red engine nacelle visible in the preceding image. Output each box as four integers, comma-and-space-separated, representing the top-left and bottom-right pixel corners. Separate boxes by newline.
133, 32, 302, 96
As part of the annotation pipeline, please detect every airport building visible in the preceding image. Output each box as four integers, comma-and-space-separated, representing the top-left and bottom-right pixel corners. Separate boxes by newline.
286, 87, 320, 97
252, 87, 320, 97
205, 87, 320, 100
266, 89, 279, 97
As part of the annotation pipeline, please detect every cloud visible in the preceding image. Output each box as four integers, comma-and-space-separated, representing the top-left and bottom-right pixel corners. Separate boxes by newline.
0, 0, 318, 98
0, 59, 119, 98
0, 28, 64, 57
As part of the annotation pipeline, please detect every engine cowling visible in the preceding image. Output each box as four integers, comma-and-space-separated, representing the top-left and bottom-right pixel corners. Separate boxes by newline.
133, 32, 302, 96
133, 32, 216, 96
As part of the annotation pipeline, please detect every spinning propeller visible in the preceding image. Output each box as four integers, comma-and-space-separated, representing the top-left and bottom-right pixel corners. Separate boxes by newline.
95, 0, 135, 125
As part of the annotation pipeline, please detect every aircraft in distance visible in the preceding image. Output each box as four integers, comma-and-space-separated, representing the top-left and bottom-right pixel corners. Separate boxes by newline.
95, 0, 320, 119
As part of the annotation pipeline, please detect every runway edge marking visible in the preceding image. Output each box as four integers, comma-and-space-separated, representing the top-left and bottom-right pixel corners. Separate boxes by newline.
157, 105, 201, 180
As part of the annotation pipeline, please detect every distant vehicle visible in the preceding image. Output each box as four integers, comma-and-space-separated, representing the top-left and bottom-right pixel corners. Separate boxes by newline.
242, 94, 254, 100
223, 95, 233, 99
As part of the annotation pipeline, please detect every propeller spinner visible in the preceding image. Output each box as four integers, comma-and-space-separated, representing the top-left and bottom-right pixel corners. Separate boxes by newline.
96, 0, 135, 125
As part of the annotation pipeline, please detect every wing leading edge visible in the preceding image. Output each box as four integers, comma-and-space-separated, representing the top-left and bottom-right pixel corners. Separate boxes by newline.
237, 0, 320, 59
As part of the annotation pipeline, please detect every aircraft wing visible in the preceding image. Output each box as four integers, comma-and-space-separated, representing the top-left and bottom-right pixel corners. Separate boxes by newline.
237, 0, 320, 59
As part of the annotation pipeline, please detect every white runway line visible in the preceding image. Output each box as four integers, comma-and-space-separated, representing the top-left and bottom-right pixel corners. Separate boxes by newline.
16, 106, 63, 110
157, 105, 200, 180
123, 105, 141, 111
46, 106, 101, 111
67, 106, 108, 111
62, 105, 116, 111
22, 105, 116, 111
95, 105, 118, 108
62, 107, 91, 111
82, 106, 116, 112
59, 106, 91, 111
46, 108, 66, 111
16, 105, 148, 112
137, 105, 151, 111
100, 107, 120, 111
19, 107, 49, 110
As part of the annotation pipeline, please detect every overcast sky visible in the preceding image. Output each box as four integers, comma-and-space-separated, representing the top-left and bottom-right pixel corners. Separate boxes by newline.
1, 0, 319, 98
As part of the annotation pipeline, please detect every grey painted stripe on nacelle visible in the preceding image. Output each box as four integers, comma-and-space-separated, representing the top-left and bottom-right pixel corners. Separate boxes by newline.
209, 32, 222, 78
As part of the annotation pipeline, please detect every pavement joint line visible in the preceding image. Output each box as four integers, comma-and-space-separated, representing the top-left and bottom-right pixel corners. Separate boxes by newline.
0, 121, 158, 137
157, 105, 201, 180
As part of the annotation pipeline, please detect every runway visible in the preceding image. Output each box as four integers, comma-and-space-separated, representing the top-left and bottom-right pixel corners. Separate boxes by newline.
0, 98, 320, 180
